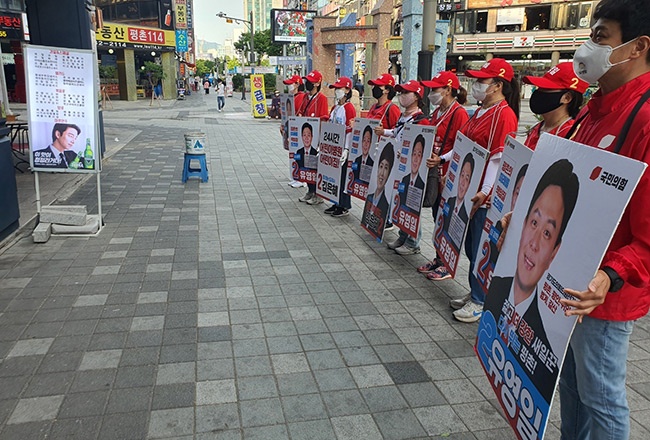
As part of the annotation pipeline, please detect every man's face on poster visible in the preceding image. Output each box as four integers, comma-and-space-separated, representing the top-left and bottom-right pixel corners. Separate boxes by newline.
361, 129, 372, 156
511, 175, 525, 211
411, 142, 423, 175
376, 158, 390, 194
302, 127, 312, 149
515, 185, 564, 296
457, 161, 472, 201
55, 127, 78, 150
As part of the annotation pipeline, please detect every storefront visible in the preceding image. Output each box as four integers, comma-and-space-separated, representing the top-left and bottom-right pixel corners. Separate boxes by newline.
0, 9, 28, 105
96, 21, 177, 101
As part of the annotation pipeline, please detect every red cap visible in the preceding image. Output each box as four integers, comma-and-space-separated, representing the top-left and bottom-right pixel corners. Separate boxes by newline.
421, 71, 461, 90
368, 73, 396, 87
303, 70, 323, 84
395, 80, 424, 98
283, 75, 302, 85
465, 58, 514, 82
523, 62, 589, 93
329, 76, 352, 89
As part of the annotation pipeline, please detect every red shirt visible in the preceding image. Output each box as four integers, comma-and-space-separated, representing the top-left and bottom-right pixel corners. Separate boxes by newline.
461, 100, 518, 157
367, 101, 401, 129
299, 91, 329, 120
524, 118, 576, 151
572, 72, 650, 322
294, 92, 307, 115
430, 101, 470, 175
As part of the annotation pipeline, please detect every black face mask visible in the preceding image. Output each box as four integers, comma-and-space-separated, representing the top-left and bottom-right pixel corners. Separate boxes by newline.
529, 90, 566, 115
305, 81, 314, 92
372, 86, 384, 100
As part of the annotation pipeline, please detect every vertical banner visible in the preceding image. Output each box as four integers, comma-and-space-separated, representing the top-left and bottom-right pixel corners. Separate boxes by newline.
175, 30, 188, 52
315, 121, 347, 204
361, 137, 396, 241
345, 118, 380, 201
289, 117, 320, 184
26, 45, 99, 173
174, 0, 187, 30
476, 134, 646, 440
473, 136, 534, 295
433, 132, 489, 277
250, 74, 268, 118
390, 125, 436, 239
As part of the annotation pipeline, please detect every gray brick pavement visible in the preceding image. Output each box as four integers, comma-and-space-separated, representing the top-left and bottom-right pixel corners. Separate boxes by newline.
1, 92, 649, 439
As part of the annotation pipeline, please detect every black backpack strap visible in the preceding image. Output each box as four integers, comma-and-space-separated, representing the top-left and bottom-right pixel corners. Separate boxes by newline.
614, 88, 650, 154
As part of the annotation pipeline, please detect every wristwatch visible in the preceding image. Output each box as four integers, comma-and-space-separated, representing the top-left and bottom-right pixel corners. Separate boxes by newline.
601, 266, 624, 293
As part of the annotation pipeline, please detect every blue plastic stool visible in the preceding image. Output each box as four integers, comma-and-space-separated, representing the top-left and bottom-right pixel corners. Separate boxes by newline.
182, 153, 208, 183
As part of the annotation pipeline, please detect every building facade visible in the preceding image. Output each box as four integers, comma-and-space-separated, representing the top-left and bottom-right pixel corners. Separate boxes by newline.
0, 0, 28, 104
243, 0, 284, 33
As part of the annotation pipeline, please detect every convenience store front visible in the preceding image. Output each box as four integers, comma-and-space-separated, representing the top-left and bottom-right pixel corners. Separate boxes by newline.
96, 22, 177, 101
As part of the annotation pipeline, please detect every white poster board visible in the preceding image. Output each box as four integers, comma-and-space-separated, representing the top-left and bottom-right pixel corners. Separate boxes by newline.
390, 124, 436, 239
315, 121, 347, 204
473, 136, 534, 295
433, 132, 489, 277
25, 45, 99, 173
289, 116, 320, 184
361, 137, 396, 241
476, 134, 646, 440
344, 118, 380, 201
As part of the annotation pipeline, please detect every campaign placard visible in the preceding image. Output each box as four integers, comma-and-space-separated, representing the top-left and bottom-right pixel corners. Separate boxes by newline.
433, 132, 489, 277
361, 137, 397, 241
344, 118, 380, 201
316, 121, 347, 204
25, 45, 99, 173
389, 124, 436, 239
281, 94, 294, 153
476, 133, 646, 440
473, 136, 534, 295
289, 117, 320, 184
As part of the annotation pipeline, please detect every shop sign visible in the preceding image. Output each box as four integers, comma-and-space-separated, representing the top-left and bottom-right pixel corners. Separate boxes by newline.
0, 12, 25, 40
96, 22, 176, 50
186, 0, 193, 29
175, 0, 187, 30
175, 30, 188, 52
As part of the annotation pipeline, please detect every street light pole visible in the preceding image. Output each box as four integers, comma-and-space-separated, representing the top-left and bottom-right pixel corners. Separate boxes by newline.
250, 10, 255, 65
217, 11, 255, 65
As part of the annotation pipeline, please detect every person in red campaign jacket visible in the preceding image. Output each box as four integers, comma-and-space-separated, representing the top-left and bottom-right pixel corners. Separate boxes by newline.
366, 73, 401, 130
323, 77, 356, 218
552, 1, 650, 437
297, 70, 329, 205
282, 75, 308, 188
522, 62, 589, 150
417, 71, 470, 282
452, 58, 520, 323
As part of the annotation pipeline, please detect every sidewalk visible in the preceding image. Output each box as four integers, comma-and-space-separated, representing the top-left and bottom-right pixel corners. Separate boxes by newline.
0, 91, 648, 439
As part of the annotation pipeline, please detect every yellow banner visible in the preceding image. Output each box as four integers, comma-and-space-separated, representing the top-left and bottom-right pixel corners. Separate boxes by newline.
175, 0, 187, 30
96, 22, 176, 48
250, 74, 268, 118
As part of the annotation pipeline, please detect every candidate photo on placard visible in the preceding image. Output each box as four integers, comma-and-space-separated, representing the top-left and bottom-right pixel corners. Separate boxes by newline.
439, 152, 474, 253
398, 133, 426, 216
346, 118, 380, 201
352, 124, 375, 182
289, 117, 320, 184
361, 140, 395, 240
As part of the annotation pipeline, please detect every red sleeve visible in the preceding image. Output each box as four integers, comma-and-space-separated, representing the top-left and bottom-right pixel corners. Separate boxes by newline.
443, 108, 469, 154
386, 104, 401, 129
317, 94, 329, 121
490, 106, 518, 156
294, 94, 304, 115
344, 102, 356, 133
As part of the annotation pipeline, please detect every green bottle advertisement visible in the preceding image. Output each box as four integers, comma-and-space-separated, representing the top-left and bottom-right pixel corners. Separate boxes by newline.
84, 138, 94, 169
68, 151, 83, 169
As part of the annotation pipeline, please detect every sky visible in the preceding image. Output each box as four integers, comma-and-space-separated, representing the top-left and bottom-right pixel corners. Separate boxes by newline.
194, 0, 245, 44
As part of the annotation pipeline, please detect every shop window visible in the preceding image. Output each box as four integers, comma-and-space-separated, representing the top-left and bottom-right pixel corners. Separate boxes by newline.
139, 1, 158, 21
524, 5, 551, 31
476, 11, 487, 33
552, 2, 593, 30
454, 12, 465, 34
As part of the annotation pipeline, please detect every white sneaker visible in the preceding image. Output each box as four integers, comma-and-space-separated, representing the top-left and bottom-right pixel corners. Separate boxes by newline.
287, 180, 296, 186
386, 238, 405, 250
449, 293, 471, 310
306, 196, 323, 205
299, 192, 314, 202
291, 181, 306, 188
453, 301, 483, 323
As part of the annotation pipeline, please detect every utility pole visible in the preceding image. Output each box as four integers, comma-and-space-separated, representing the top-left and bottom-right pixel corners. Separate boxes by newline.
250, 10, 255, 65
216, 11, 255, 65
418, 0, 437, 112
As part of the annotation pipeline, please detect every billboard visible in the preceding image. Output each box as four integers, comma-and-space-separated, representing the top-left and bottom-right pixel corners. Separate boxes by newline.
271, 9, 316, 43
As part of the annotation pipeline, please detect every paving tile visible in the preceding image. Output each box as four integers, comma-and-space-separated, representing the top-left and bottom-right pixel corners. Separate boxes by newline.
276, 372, 320, 396
238, 375, 279, 400
152, 383, 195, 410
147, 407, 194, 438
58, 390, 109, 418
78, 349, 122, 370
282, 393, 328, 422
322, 389, 370, 416
271, 353, 310, 374
288, 419, 337, 440
195, 403, 240, 433
106, 387, 152, 413
7, 395, 64, 424
361, 386, 410, 412
7, 338, 54, 357
435, 379, 485, 404
156, 361, 195, 385
331, 414, 382, 440
313, 368, 357, 392
243, 424, 289, 440
49, 416, 101, 440
413, 405, 467, 436
384, 361, 431, 384
130, 315, 165, 331
374, 408, 429, 440
239, 397, 285, 427
196, 379, 237, 405
398, 382, 447, 408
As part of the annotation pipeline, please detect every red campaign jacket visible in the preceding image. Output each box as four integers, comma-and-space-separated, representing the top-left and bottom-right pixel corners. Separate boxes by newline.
367, 101, 401, 129
430, 101, 470, 176
298, 91, 329, 120
524, 118, 576, 151
294, 92, 307, 116
572, 72, 650, 321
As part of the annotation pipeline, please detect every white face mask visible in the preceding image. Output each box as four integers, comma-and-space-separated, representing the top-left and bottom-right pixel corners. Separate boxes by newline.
335, 89, 346, 101
398, 93, 416, 108
471, 81, 492, 102
428, 91, 443, 107
573, 38, 635, 84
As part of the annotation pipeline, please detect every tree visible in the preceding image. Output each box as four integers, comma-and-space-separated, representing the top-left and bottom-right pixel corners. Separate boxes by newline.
143, 61, 165, 86
234, 28, 283, 65
195, 59, 215, 77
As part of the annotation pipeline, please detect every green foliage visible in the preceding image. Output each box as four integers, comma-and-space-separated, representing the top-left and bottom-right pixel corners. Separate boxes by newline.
232, 74, 244, 91
143, 61, 165, 86
235, 28, 283, 65
195, 59, 215, 77
263, 73, 277, 92
226, 57, 241, 71
98, 65, 117, 80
